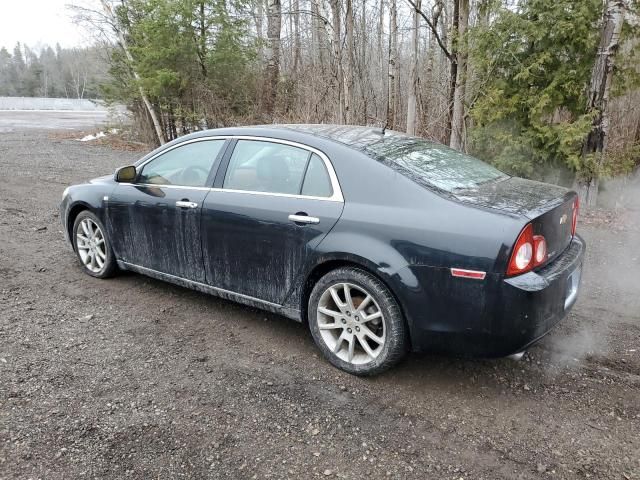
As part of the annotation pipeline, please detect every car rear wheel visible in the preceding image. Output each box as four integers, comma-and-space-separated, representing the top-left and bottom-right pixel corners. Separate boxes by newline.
73, 211, 117, 278
308, 267, 408, 375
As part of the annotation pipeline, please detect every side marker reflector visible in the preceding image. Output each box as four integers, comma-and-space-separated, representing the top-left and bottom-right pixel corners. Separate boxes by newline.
451, 268, 486, 280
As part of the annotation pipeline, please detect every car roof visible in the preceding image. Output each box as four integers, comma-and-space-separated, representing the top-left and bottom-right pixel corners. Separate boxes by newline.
136, 124, 423, 166
136, 124, 417, 166
174, 124, 414, 151
273, 124, 413, 150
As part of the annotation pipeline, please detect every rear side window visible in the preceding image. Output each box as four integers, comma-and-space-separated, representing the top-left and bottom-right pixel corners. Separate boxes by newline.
365, 138, 508, 193
138, 140, 224, 187
224, 140, 310, 195
301, 154, 333, 197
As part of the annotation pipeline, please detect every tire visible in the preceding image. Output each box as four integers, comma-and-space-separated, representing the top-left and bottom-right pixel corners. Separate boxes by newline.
72, 210, 117, 279
308, 267, 408, 375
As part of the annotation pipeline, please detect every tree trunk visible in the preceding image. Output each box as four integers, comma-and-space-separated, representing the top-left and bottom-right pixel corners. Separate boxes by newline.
344, 0, 355, 123
99, 0, 165, 145
360, 0, 368, 124
446, 0, 460, 146
311, 0, 325, 66
387, 0, 397, 129
579, 0, 625, 207
449, 0, 469, 151
293, 0, 301, 73
329, 0, 343, 123
378, 0, 385, 65
376, 0, 387, 86
407, 0, 449, 140
406, 0, 421, 135
254, 0, 264, 61
424, 1, 442, 137
197, 1, 208, 78
262, 0, 282, 121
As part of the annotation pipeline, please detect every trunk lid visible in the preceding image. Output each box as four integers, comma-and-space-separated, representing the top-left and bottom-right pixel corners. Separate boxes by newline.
529, 194, 577, 263
454, 177, 576, 262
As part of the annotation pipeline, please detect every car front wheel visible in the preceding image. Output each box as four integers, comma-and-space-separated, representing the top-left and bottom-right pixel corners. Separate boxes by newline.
72, 210, 117, 278
308, 267, 408, 375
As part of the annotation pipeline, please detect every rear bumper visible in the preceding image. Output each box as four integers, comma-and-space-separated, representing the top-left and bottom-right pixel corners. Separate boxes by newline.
491, 235, 584, 355
399, 235, 585, 357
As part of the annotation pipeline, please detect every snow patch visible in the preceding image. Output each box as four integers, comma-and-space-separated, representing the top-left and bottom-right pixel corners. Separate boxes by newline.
78, 131, 107, 142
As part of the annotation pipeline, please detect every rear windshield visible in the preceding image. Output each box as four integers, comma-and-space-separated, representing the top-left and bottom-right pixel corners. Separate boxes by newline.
365, 138, 508, 193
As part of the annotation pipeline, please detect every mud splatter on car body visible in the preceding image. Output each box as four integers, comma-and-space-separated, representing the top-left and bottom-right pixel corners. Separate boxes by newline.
60, 125, 585, 357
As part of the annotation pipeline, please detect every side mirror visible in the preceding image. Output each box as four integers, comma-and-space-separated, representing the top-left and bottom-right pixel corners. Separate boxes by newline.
115, 165, 137, 183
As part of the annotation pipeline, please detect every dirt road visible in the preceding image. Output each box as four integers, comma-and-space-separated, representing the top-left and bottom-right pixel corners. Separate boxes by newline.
1, 118, 639, 479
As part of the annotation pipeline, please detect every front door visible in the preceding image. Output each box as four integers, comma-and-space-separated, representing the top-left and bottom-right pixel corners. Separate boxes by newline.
107, 138, 227, 282
201, 139, 344, 304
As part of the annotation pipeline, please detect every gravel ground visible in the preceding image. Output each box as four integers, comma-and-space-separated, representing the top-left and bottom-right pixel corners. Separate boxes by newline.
1, 122, 639, 480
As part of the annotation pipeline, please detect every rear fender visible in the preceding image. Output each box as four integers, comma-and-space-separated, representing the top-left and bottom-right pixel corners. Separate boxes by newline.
281, 231, 414, 324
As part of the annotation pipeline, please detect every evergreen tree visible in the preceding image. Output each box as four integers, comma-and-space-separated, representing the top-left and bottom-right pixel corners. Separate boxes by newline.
468, 0, 603, 180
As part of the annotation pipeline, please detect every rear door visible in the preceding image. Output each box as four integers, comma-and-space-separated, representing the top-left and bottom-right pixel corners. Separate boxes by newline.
201, 138, 344, 304
107, 138, 227, 282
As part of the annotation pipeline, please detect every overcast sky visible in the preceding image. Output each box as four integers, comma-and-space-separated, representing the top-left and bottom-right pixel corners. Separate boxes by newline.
0, 0, 97, 51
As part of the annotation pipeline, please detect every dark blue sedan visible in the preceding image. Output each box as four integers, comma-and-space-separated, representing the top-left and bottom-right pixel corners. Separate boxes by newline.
60, 125, 584, 375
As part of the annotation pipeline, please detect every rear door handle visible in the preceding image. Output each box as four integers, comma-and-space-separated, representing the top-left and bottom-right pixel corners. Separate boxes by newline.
288, 214, 320, 225
176, 200, 198, 209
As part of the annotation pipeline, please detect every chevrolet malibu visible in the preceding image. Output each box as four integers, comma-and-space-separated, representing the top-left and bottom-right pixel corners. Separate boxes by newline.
60, 125, 585, 375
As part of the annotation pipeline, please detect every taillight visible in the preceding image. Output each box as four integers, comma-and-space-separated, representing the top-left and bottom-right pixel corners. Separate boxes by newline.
571, 197, 579, 236
507, 224, 548, 276
533, 235, 547, 266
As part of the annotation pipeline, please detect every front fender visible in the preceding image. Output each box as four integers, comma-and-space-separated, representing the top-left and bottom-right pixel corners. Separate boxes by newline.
60, 182, 116, 247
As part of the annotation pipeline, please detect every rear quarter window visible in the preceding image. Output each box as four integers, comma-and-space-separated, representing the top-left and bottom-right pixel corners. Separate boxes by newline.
301, 154, 333, 198
365, 138, 508, 193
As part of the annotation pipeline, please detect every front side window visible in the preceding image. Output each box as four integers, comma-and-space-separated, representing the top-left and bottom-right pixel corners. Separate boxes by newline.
138, 140, 225, 187
224, 140, 310, 195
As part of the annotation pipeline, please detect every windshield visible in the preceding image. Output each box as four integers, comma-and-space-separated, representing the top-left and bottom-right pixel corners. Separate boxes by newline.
365, 138, 508, 193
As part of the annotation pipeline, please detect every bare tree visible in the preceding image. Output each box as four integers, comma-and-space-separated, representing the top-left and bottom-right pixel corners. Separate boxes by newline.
311, 0, 327, 66
359, 0, 369, 123
580, 0, 626, 206
329, 0, 344, 122
450, 0, 469, 150
344, 0, 355, 123
99, 0, 165, 144
378, 0, 385, 66
406, 0, 451, 141
292, 0, 302, 73
406, 0, 421, 135
195, 1, 208, 78
253, 0, 265, 61
262, 0, 282, 121
387, 0, 398, 129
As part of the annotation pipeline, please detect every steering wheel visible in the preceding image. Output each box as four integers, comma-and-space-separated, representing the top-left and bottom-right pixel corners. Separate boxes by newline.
180, 165, 210, 187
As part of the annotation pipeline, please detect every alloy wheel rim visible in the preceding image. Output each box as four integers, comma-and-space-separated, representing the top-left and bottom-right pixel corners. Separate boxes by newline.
76, 218, 106, 273
317, 282, 386, 365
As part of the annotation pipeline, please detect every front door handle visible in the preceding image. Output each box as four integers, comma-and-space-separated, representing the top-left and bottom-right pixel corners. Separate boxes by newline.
176, 200, 198, 209
288, 213, 320, 225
